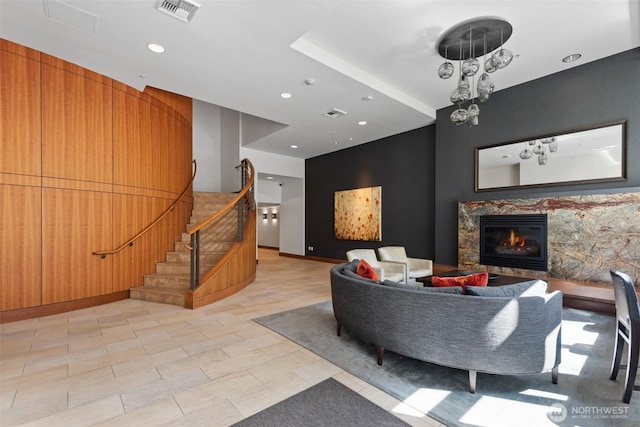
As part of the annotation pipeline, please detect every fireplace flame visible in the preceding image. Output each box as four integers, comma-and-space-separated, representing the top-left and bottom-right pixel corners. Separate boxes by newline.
506, 229, 526, 247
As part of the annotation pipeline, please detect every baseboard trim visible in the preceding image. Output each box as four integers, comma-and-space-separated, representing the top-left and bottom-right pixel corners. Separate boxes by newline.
0, 291, 130, 323
278, 252, 343, 264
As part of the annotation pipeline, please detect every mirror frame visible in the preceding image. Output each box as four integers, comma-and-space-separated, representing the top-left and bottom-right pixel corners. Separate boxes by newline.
475, 121, 627, 192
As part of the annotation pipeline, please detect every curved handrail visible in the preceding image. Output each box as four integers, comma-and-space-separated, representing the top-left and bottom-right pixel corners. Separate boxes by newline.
186, 158, 255, 238
93, 159, 197, 257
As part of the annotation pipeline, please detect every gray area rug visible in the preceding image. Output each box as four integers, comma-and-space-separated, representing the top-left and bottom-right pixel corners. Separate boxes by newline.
254, 302, 639, 427
231, 377, 409, 427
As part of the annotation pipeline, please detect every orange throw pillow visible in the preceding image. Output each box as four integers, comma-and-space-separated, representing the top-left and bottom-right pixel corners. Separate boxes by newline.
356, 259, 380, 281
431, 272, 488, 292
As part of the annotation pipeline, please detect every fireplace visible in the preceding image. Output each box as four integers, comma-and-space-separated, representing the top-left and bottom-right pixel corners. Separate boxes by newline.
480, 214, 548, 271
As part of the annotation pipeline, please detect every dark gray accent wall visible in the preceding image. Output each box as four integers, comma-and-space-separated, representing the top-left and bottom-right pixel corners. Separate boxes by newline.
305, 126, 435, 261
435, 48, 640, 265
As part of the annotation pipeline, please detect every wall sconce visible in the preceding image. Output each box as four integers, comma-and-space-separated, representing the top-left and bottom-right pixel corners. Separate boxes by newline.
262, 212, 268, 220
272, 212, 277, 220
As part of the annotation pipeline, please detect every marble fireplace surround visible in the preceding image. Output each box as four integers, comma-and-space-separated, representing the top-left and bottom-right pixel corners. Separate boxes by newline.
458, 192, 640, 285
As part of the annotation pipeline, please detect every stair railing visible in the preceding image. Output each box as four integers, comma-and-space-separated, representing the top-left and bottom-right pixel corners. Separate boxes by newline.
186, 158, 255, 290
93, 160, 197, 258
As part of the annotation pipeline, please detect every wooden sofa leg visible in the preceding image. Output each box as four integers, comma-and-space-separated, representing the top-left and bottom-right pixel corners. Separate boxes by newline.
377, 347, 384, 365
468, 370, 477, 393
336, 323, 341, 337
552, 366, 559, 384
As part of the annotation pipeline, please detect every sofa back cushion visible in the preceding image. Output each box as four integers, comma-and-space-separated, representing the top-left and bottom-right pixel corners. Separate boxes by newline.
342, 267, 381, 285
466, 280, 547, 297
431, 272, 488, 291
383, 280, 463, 294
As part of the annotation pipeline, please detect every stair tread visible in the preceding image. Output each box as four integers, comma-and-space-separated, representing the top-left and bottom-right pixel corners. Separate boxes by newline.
145, 272, 190, 278
131, 286, 186, 296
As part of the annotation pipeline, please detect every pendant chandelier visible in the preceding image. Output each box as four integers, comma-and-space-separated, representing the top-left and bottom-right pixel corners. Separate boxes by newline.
437, 18, 513, 126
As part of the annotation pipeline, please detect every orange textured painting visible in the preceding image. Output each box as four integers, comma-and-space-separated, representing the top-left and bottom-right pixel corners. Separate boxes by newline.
334, 186, 381, 241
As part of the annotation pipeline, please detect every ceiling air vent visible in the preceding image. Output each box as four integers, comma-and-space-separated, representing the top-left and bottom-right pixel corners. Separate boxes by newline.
323, 108, 347, 119
156, 0, 200, 23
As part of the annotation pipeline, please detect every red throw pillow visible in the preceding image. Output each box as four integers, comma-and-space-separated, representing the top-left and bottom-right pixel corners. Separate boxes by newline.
356, 259, 380, 281
431, 272, 488, 292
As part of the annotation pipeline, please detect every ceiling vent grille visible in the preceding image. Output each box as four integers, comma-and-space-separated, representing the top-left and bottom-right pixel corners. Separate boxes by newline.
323, 108, 347, 119
156, 0, 200, 23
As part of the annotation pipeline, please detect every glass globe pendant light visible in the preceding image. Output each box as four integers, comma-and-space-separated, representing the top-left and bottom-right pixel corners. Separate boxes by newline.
477, 34, 495, 102
465, 43, 480, 127
438, 46, 454, 79
491, 28, 513, 69
450, 45, 471, 105
519, 142, 533, 159
461, 28, 479, 77
538, 149, 548, 165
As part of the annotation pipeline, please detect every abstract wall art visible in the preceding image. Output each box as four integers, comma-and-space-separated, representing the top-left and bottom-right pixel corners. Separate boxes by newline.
334, 186, 382, 241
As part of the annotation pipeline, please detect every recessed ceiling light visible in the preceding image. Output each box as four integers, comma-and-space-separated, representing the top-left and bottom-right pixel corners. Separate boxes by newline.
562, 53, 582, 63
334, 141, 339, 145
267, 176, 273, 180
304, 79, 316, 86
147, 43, 165, 53
290, 145, 298, 149
362, 95, 373, 101
358, 121, 367, 126
280, 92, 292, 99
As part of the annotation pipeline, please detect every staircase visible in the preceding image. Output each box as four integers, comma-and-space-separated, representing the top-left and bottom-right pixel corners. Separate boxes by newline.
129, 192, 238, 306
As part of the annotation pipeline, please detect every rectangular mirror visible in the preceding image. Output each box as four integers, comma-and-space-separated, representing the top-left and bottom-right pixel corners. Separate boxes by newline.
475, 121, 626, 191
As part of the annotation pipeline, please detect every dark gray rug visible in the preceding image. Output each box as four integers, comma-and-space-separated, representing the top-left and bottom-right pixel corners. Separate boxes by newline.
231, 377, 409, 427
254, 302, 640, 427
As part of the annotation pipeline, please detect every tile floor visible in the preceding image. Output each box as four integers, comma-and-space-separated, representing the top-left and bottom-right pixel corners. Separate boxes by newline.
0, 248, 443, 426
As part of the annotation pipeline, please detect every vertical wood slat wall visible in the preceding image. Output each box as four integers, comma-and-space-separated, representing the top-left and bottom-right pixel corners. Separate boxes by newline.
0, 39, 193, 313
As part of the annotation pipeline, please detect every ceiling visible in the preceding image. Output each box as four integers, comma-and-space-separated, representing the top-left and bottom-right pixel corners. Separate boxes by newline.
1, 1, 638, 160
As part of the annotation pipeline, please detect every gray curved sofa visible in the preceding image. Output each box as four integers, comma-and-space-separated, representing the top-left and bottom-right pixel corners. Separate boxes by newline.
330, 261, 563, 393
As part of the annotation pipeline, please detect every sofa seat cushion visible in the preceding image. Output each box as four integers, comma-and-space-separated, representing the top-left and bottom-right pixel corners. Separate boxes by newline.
382, 280, 463, 294
409, 267, 432, 278
431, 272, 488, 291
466, 280, 547, 297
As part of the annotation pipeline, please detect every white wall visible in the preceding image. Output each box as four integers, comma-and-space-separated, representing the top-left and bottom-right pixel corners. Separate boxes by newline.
220, 108, 241, 193
257, 180, 282, 204
279, 178, 305, 256
240, 147, 305, 178
258, 207, 280, 248
192, 100, 221, 191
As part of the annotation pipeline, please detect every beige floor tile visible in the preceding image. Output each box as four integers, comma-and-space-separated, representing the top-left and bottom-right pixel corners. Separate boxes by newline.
1, 391, 68, 426
22, 394, 124, 427
165, 397, 243, 427
1, 364, 68, 392
93, 396, 183, 427
120, 367, 209, 411
173, 371, 262, 414
0, 388, 16, 410
68, 367, 160, 408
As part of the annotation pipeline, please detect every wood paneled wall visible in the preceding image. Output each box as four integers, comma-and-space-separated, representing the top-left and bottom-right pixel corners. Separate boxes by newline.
0, 39, 193, 315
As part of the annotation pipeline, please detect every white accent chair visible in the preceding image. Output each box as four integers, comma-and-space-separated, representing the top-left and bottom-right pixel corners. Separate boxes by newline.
377, 246, 433, 283
345, 249, 406, 283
